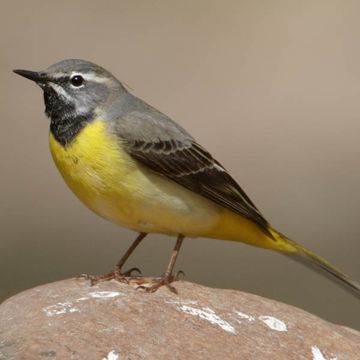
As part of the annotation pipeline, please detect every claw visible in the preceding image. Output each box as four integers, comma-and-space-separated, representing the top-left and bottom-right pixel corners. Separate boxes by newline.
87, 271, 116, 286
123, 267, 142, 276
82, 267, 138, 286
143, 274, 178, 294
146, 281, 177, 294
175, 270, 186, 279
135, 285, 147, 291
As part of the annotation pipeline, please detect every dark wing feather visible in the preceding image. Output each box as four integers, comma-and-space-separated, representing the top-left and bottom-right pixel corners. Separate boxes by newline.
126, 138, 269, 231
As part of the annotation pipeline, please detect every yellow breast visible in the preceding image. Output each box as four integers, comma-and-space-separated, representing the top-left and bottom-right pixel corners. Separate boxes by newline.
49, 119, 282, 250
49, 119, 134, 216
49, 119, 220, 235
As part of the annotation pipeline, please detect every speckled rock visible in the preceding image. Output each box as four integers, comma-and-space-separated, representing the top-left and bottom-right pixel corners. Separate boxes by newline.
0, 279, 359, 360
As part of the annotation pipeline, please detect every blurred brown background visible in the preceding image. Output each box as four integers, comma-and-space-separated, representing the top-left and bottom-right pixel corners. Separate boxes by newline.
1, 0, 360, 329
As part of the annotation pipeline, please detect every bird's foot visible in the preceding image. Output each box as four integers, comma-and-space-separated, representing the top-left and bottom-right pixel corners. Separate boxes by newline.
80, 268, 184, 293
133, 271, 184, 294
80, 267, 141, 286
145, 274, 177, 293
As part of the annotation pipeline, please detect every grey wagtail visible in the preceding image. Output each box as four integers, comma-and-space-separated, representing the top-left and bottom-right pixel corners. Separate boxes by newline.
14, 59, 360, 296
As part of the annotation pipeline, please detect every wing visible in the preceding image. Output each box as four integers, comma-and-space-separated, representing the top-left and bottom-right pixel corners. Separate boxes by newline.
125, 139, 269, 232
109, 97, 269, 232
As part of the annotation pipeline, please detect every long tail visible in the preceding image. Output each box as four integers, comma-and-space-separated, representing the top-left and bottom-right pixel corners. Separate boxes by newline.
268, 228, 360, 299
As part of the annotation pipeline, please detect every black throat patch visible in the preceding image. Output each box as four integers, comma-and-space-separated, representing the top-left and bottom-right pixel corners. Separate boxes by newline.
44, 87, 94, 147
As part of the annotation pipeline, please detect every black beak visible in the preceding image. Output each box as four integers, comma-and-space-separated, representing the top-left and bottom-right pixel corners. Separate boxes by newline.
13, 69, 47, 83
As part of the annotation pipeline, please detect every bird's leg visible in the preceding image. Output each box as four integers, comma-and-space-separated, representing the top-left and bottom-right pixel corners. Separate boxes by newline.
143, 234, 185, 294
114, 232, 147, 276
85, 232, 147, 285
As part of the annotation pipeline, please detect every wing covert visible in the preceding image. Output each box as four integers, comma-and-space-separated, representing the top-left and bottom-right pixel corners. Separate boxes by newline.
125, 138, 269, 231
108, 96, 269, 232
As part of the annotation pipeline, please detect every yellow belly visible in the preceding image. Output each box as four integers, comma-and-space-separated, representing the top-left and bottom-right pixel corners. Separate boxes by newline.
49, 119, 283, 251
49, 119, 221, 235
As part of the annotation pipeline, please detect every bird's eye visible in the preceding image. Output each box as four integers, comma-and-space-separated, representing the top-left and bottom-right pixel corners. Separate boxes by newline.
70, 75, 84, 87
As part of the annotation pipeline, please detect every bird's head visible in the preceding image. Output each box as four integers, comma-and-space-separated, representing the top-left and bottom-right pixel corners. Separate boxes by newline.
14, 59, 125, 121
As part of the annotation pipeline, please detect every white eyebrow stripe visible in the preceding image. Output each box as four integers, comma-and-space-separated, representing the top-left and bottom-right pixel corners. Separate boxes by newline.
51, 71, 109, 83
49, 82, 73, 102
51, 72, 67, 79
71, 72, 109, 83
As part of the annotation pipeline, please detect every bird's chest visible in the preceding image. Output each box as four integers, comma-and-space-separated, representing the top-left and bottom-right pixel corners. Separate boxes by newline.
48, 119, 219, 235
48, 120, 137, 219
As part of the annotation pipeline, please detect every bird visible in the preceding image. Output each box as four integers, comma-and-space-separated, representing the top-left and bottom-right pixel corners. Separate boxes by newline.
14, 59, 360, 296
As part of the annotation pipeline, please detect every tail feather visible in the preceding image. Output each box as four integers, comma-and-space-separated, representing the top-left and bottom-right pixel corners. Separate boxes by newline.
269, 228, 360, 299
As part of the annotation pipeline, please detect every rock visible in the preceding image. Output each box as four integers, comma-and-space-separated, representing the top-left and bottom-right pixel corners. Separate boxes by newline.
0, 279, 359, 360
